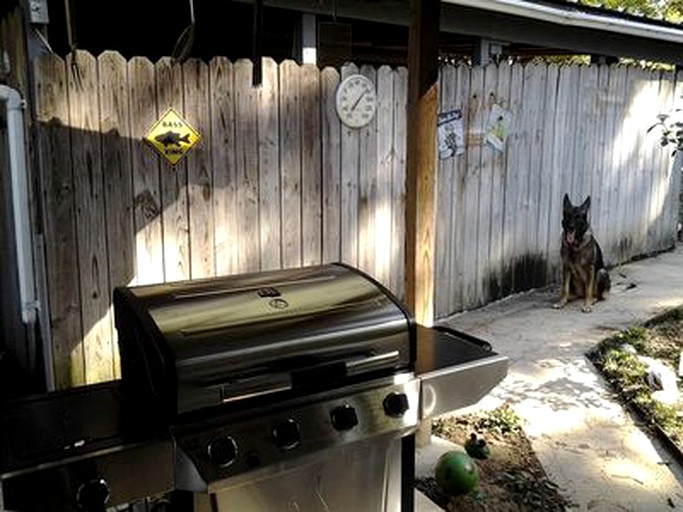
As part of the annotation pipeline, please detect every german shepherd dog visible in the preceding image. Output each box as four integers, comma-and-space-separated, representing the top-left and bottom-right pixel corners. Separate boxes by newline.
553, 194, 611, 313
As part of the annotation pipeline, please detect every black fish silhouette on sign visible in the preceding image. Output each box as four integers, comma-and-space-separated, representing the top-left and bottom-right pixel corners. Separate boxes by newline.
155, 131, 190, 148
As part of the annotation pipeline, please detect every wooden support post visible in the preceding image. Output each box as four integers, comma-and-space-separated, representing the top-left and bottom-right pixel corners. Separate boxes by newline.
406, 0, 440, 451
405, 0, 440, 327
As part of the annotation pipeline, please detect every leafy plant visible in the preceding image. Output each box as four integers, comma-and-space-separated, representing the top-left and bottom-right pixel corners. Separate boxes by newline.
474, 404, 522, 434
648, 109, 683, 156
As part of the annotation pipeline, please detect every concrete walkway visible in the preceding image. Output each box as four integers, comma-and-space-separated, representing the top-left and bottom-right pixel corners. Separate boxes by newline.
419, 244, 683, 511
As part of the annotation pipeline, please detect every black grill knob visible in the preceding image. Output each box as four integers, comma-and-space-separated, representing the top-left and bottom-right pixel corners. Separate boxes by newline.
207, 436, 238, 467
76, 478, 110, 512
383, 392, 410, 418
272, 419, 301, 450
330, 404, 358, 431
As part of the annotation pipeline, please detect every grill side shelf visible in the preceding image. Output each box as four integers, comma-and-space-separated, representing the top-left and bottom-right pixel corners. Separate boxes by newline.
415, 325, 508, 420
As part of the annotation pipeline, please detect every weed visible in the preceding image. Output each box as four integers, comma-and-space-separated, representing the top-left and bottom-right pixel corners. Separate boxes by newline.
474, 404, 522, 434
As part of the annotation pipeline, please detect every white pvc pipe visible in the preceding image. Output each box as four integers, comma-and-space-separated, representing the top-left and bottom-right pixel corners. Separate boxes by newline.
442, 0, 683, 45
0, 85, 38, 325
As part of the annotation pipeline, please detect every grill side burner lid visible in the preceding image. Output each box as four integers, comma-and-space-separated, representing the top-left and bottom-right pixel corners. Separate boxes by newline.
113, 264, 414, 419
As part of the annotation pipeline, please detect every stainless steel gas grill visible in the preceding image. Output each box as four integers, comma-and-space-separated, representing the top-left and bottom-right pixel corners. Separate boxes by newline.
113, 264, 415, 419
0, 263, 507, 512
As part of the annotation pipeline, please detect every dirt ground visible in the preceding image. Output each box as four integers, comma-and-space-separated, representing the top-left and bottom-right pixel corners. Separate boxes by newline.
416, 406, 575, 511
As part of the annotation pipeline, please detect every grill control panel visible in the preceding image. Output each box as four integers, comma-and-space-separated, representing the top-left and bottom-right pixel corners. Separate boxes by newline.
173, 375, 420, 491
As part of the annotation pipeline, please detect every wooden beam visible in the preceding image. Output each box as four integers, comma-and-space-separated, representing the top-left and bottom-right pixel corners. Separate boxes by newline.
404, 0, 439, 326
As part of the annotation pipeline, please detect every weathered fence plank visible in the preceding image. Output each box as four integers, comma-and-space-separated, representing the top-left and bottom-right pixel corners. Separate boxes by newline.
257, 57, 281, 271
321, 67, 341, 264
280, 60, 303, 269
183, 58, 214, 279
340, 63, 360, 267
210, 57, 238, 276
450, 65, 470, 310
35, 54, 84, 389
523, 63, 546, 289
503, 63, 523, 295
489, 62, 509, 297
655, 70, 676, 252
637, 69, 658, 252
435, 63, 456, 318
539, 63, 559, 281
358, 65, 378, 278
592, 65, 610, 244
156, 58, 190, 281
476, 64, 497, 305
375, 66, 394, 287
233, 59, 260, 273
129, 57, 164, 286
390, 67, 408, 299
67, 51, 114, 384
608, 66, 630, 262
301, 64, 322, 266
98, 51, 133, 378
462, 66, 483, 307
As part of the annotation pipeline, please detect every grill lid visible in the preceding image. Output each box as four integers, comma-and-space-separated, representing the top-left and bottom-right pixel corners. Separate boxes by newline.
114, 264, 414, 418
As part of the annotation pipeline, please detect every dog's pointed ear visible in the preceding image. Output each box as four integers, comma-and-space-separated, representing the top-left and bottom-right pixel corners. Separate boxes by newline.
580, 196, 591, 213
563, 194, 572, 212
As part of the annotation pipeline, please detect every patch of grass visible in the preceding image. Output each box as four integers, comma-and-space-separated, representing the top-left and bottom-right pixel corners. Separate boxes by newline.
433, 405, 522, 439
473, 404, 522, 435
588, 311, 683, 448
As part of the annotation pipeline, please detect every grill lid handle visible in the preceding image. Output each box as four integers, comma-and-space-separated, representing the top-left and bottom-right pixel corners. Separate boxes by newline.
345, 351, 400, 376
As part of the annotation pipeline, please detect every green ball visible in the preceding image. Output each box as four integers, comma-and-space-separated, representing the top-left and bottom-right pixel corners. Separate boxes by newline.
435, 450, 479, 496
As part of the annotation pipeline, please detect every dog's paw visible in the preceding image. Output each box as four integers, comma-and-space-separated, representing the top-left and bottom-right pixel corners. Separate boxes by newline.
552, 302, 566, 310
581, 304, 593, 313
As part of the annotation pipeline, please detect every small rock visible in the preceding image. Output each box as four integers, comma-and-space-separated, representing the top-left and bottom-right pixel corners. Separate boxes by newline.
619, 343, 637, 354
637, 355, 680, 405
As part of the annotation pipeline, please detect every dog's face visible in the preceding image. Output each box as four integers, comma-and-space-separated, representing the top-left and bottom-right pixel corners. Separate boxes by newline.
562, 194, 591, 245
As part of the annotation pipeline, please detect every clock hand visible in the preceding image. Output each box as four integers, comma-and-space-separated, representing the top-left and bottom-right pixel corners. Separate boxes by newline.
350, 91, 366, 112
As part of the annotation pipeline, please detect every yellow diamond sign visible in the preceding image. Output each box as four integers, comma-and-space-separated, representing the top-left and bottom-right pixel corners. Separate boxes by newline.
144, 108, 200, 165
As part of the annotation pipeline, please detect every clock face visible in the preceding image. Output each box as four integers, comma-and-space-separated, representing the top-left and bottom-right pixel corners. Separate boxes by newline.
335, 74, 378, 129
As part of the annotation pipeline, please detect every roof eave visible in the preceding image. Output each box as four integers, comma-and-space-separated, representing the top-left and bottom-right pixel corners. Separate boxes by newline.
442, 0, 683, 46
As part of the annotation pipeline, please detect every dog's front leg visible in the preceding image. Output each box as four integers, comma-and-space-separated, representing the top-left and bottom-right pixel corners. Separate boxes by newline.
553, 267, 571, 309
582, 266, 596, 313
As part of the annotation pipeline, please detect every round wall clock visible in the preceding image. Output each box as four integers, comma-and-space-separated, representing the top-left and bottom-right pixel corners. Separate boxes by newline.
335, 74, 378, 129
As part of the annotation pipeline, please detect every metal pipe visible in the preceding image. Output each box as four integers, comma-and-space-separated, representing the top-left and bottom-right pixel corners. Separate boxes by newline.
442, 0, 683, 45
0, 85, 38, 325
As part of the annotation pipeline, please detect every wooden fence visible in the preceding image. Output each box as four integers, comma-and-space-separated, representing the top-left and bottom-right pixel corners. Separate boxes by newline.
434, 63, 681, 317
34, 51, 407, 388
32, 52, 680, 388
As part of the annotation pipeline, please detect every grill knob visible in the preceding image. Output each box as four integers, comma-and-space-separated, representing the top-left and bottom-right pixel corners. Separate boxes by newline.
76, 478, 110, 511
330, 404, 358, 431
383, 392, 410, 418
272, 419, 301, 450
207, 436, 238, 467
